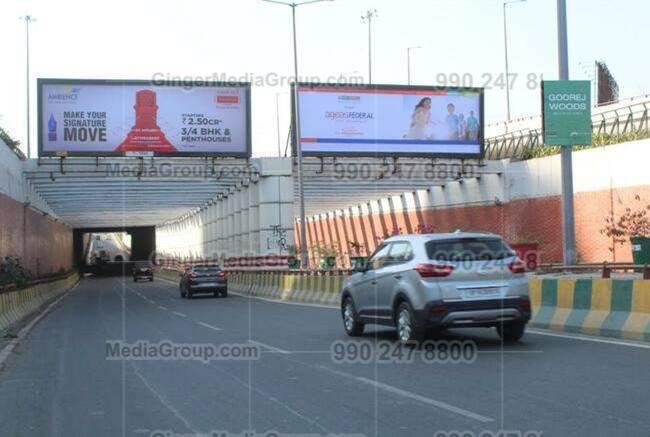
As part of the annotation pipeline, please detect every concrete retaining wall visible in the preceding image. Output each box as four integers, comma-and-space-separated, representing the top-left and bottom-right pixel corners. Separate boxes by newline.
0, 137, 74, 276
0, 272, 79, 332
299, 140, 650, 264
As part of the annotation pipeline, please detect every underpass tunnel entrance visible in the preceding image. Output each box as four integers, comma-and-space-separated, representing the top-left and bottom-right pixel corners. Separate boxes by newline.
73, 226, 155, 276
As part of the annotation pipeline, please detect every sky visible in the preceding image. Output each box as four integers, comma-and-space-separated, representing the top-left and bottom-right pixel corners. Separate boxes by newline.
1, 0, 648, 158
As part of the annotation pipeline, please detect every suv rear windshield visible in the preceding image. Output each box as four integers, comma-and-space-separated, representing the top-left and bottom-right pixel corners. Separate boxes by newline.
134, 261, 152, 267
193, 265, 221, 272
425, 237, 515, 261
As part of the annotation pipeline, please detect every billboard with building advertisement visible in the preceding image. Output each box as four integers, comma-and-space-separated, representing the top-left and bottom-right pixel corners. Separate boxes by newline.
38, 79, 251, 157
293, 83, 484, 158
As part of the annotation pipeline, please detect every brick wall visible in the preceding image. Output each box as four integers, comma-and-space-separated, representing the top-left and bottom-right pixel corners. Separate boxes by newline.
296, 185, 649, 267
0, 193, 73, 276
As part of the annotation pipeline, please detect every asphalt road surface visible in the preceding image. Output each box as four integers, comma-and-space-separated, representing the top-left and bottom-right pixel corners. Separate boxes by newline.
0, 276, 648, 437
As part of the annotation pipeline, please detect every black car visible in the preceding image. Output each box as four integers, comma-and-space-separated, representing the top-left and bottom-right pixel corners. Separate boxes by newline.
132, 261, 154, 282
179, 265, 227, 299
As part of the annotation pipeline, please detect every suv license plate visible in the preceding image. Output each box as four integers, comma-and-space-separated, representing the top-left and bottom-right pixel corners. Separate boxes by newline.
462, 288, 503, 299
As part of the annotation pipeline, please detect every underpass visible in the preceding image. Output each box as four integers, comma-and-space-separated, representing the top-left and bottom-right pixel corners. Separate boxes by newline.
0, 5, 649, 434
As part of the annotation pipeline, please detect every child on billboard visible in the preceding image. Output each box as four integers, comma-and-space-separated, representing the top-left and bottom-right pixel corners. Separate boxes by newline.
445, 103, 459, 140
466, 110, 480, 141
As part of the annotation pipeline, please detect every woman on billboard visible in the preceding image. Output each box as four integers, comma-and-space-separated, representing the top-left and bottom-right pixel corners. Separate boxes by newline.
406, 97, 432, 140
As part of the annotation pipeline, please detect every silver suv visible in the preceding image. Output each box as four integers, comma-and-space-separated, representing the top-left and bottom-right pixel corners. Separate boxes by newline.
340, 232, 531, 344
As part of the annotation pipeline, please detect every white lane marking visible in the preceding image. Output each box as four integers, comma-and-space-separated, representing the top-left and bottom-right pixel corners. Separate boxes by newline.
527, 328, 650, 349
130, 362, 199, 435
158, 274, 650, 349
357, 376, 494, 423
157, 305, 168, 311
248, 340, 291, 354
313, 363, 493, 423
0, 282, 79, 368
171, 311, 187, 318
196, 321, 222, 331
157, 276, 181, 286
244, 337, 493, 423
229, 291, 337, 309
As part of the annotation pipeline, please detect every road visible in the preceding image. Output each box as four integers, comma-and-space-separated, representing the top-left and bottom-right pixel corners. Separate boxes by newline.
0, 276, 648, 437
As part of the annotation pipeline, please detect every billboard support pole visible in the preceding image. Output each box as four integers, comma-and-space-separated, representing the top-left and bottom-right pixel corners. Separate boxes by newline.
557, 0, 576, 265
263, 0, 335, 268
21, 15, 35, 159
406, 46, 421, 86
291, 3, 308, 268
362, 10, 377, 85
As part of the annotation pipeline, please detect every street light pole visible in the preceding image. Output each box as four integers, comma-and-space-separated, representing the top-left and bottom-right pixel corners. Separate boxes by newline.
263, 0, 334, 268
361, 9, 377, 84
275, 92, 283, 157
21, 15, 35, 159
407, 46, 421, 85
503, 0, 525, 123
557, 0, 576, 265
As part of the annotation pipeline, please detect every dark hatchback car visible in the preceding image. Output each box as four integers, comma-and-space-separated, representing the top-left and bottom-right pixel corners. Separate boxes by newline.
179, 265, 228, 299
132, 261, 154, 282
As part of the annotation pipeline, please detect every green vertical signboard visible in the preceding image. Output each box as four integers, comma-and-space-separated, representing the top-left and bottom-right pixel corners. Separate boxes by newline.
542, 80, 592, 146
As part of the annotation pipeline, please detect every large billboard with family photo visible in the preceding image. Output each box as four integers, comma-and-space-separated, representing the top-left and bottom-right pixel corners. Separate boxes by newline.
295, 84, 484, 157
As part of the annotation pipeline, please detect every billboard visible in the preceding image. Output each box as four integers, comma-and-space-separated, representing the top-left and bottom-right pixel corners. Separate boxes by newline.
38, 79, 251, 157
293, 83, 484, 158
542, 80, 592, 146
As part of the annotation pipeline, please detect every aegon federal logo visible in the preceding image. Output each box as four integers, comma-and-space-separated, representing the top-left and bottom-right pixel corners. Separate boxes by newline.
325, 111, 374, 120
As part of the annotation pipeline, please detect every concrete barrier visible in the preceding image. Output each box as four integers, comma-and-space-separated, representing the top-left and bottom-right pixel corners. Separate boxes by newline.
229, 272, 345, 306
0, 272, 79, 332
529, 278, 650, 341
161, 269, 650, 342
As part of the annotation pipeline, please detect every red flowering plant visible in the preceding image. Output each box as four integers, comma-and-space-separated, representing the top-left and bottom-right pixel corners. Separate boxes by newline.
415, 223, 436, 234
600, 195, 650, 251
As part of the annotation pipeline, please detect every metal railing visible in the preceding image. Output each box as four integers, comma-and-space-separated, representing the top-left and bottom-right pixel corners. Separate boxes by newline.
485, 95, 650, 160
537, 262, 650, 279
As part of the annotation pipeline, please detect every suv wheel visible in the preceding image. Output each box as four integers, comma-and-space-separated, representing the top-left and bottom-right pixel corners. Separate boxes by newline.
342, 298, 364, 336
496, 321, 526, 342
396, 302, 424, 345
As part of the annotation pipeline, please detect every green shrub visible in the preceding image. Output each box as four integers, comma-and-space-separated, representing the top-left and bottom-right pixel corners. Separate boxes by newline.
521, 130, 650, 160
0, 256, 33, 288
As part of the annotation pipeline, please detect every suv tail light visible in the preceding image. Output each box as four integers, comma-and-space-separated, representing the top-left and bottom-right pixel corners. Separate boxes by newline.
518, 297, 531, 310
414, 263, 455, 278
188, 271, 196, 279
217, 271, 227, 278
508, 259, 526, 274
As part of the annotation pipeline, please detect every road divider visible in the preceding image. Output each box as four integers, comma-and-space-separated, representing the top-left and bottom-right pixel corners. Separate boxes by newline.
159, 268, 649, 342
226, 271, 346, 306
529, 278, 650, 341
0, 272, 79, 332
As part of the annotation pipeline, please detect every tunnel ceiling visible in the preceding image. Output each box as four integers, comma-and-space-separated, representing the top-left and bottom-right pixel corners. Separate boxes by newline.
25, 156, 503, 229
24, 157, 255, 228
